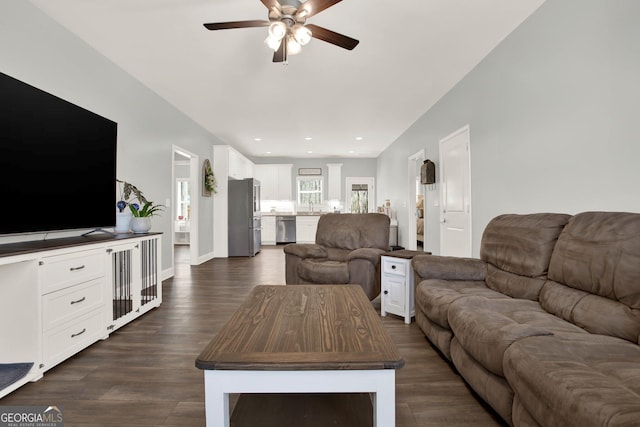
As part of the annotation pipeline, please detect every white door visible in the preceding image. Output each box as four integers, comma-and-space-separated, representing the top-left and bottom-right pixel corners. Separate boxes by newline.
439, 126, 472, 257
345, 177, 375, 213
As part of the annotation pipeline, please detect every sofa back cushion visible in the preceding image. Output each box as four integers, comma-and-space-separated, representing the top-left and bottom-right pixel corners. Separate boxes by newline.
480, 213, 571, 277
316, 213, 390, 251
545, 211, 640, 343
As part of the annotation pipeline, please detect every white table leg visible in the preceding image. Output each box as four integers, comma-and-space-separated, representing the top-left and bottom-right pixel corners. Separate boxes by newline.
372, 374, 396, 427
204, 370, 230, 427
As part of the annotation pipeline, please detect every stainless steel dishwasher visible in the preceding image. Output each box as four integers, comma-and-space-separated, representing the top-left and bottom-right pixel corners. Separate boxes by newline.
276, 215, 296, 244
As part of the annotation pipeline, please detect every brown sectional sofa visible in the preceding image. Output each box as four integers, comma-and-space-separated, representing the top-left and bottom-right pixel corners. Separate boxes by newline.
412, 211, 640, 427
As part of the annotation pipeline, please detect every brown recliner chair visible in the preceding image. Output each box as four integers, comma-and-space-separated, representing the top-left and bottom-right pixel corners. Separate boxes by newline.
283, 213, 390, 300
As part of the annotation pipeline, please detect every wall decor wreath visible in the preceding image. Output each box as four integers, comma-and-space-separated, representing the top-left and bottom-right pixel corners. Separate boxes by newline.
202, 159, 217, 197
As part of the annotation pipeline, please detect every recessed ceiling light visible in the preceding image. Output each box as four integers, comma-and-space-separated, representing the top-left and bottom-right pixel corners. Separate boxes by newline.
348, 150, 355, 154
265, 151, 271, 154
307, 151, 313, 154
254, 138, 261, 141
355, 136, 363, 141
305, 137, 312, 141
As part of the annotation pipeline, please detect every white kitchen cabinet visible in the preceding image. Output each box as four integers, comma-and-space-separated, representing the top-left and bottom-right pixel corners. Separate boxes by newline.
296, 215, 320, 243
228, 147, 253, 180
380, 254, 415, 324
262, 216, 276, 245
254, 164, 292, 200
327, 163, 342, 200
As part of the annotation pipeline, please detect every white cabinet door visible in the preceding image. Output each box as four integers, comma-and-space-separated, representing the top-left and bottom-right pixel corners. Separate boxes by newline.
327, 163, 342, 200
228, 149, 244, 180
254, 164, 292, 200
262, 216, 276, 245
382, 274, 406, 314
296, 216, 320, 243
277, 164, 292, 200
254, 165, 278, 200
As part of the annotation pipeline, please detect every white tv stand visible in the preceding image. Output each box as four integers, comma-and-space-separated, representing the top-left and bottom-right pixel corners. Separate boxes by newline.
0, 233, 162, 399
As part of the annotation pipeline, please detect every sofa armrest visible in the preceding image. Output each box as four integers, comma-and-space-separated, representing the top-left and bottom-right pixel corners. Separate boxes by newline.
283, 243, 327, 259
347, 248, 386, 265
412, 255, 487, 281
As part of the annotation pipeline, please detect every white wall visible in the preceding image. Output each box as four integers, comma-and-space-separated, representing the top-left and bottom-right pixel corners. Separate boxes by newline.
0, 0, 223, 274
377, 0, 640, 256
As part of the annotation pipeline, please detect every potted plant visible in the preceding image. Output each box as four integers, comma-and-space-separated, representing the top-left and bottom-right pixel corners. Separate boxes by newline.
116, 180, 164, 233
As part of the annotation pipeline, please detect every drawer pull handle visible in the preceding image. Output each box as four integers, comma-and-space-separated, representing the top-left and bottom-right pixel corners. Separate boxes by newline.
391, 265, 396, 270
70, 297, 86, 305
70, 265, 86, 272
71, 328, 86, 338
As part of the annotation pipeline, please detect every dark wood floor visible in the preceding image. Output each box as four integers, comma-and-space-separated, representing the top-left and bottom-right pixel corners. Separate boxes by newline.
2, 245, 505, 426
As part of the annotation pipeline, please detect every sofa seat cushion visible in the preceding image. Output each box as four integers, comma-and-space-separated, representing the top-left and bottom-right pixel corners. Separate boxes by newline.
504, 334, 640, 427
298, 259, 349, 284
415, 280, 508, 330
448, 296, 587, 377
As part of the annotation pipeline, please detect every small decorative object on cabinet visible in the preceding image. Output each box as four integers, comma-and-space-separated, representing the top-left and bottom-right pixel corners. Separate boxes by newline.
114, 212, 132, 233
381, 250, 430, 324
131, 217, 152, 233
116, 179, 164, 233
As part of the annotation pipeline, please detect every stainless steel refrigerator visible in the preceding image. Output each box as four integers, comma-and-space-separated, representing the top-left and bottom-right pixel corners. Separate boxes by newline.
228, 178, 261, 257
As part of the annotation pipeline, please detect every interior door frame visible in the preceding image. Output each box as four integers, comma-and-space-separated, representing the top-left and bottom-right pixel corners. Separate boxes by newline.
407, 149, 425, 251
172, 145, 199, 266
438, 125, 472, 257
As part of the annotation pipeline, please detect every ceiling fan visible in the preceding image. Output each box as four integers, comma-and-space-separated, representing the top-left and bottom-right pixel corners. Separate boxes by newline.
203, 0, 359, 63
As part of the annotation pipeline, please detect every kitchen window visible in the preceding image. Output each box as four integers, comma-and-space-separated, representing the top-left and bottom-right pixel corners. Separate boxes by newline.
297, 176, 323, 206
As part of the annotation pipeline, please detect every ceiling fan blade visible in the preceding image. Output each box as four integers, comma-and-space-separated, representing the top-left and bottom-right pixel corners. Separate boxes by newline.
203, 20, 269, 30
299, 0, 342, 18
260, 0, 281, 12
273, 40, 286, 63
305, 24, 359, 50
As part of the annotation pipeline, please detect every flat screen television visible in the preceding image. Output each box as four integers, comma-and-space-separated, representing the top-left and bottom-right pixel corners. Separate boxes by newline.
0, 71, 117, 236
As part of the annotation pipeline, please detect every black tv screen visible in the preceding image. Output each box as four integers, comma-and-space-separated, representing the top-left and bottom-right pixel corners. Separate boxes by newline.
0, 71, 117, 235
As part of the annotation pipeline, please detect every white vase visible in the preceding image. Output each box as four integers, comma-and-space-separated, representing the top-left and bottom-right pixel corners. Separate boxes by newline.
114, 212, 132, 233
131, 217, 152, 234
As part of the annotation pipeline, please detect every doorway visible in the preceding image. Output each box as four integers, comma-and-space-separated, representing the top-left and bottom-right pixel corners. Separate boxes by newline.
407, 150, 426, 251
172, 146, 199, 266
439, 125, 472, 257
345, 177, 376, 213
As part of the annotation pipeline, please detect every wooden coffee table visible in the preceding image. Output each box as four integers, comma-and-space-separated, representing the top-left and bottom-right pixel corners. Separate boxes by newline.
196, 284, 404, 427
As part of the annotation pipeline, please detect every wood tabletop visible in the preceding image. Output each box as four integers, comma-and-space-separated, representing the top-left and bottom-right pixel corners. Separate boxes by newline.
196, 285, 404, 371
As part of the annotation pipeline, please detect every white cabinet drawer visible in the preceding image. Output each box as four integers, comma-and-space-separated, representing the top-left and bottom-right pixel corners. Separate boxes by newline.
382, 257, 407, 276
42, 278, 104, 331
43, 310, 104, 370
41, 249, 104, 294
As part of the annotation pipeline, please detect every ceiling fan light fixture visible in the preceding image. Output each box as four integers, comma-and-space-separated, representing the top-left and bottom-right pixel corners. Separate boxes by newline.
292, 24, 312, 46
265, 35, 282, 51
268, 21, 287, 40
286, 36, 302, 55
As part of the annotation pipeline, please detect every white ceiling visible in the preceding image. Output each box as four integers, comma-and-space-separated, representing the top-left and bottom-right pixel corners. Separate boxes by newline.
29, 0, 545, 159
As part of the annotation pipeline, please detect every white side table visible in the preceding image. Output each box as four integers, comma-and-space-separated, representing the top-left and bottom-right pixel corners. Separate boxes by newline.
381, 251, 426, 324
